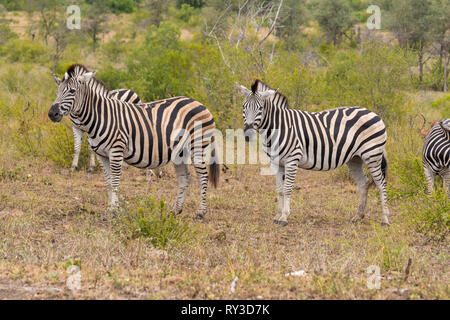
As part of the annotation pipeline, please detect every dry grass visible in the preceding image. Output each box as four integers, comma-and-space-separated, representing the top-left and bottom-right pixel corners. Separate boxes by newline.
0, 156, 448, 300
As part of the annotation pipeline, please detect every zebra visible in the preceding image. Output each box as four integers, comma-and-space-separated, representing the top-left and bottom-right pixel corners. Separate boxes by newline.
48, 64, 219, 218
422, 119, 450, 197
236, 80, 390, 226
68, 88, 142, 173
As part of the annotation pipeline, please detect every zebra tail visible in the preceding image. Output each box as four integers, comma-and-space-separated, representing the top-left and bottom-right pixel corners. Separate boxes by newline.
209, 136, 220, 188
381, 152, 388, 179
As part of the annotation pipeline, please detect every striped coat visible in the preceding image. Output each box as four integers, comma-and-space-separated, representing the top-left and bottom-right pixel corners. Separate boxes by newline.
237, 80, 390, 226
422, 119, 450, 196
49, 64, 219, 218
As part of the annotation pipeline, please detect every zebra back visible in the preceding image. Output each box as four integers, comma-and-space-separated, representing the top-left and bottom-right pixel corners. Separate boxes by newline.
109, 89, 142, 104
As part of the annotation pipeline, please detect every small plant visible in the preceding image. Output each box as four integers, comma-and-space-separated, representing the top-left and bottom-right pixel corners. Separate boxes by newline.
121, 196, 196, 249
0, 166, 24, 182
404, 189, 449, 242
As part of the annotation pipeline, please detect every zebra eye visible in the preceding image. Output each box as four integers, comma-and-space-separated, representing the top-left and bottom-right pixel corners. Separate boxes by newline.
69, 88, 76, 94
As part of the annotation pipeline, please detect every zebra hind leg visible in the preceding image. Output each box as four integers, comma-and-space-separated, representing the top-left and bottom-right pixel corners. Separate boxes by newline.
192, 161, 208, 220
442, 169, 450, 199
365, 155, 390, 226
347, 157, 370, 223
172, 163, 191, 215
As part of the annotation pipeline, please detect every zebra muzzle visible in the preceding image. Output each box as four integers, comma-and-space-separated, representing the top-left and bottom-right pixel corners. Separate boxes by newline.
48, 104, 63, 122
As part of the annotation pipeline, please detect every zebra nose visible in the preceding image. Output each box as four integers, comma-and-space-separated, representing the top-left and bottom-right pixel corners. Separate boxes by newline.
48, 104, 61, 122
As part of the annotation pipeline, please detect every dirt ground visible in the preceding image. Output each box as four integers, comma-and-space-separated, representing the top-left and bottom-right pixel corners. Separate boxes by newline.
0, 157, 448, 300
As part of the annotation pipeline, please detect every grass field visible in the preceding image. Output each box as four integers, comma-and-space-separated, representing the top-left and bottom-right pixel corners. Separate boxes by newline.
0, 155, 448, 299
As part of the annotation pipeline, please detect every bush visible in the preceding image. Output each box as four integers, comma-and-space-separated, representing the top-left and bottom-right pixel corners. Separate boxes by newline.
404, 189, 449, 241
108, 0, 134, 13
121, 196, 196, 249
431, 94, 450, 117
2, 39, 49, 63
0, 24, 18, 46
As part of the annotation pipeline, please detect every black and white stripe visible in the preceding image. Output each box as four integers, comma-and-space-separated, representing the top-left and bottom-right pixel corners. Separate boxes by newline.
70, 88, 142, 173
49, 64, 219, 218
422, 119, 450, 196
237, 80, 390, 226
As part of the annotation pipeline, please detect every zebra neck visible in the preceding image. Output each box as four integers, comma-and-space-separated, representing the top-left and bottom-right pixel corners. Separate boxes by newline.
71, 86, 106, 133
259, 105, 290, 131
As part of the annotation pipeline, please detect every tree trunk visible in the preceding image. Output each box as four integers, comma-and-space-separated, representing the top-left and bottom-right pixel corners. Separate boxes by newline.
418, 49, 424, 83
444, 54, 448, 93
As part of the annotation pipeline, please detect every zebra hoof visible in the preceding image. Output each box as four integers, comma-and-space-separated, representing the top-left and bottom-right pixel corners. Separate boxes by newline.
278, 221, 288, 227
351, 216, 363, 224
70, 166, 77, 172
194, 214, 205, 220
87, 168, 95, 174
170, 209, 182, 216
381, 221, 390, 227
273, 219, 280, 225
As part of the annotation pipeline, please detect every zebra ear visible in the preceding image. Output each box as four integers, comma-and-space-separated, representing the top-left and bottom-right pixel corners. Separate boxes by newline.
440, 120, 450, 131
259, 89, 276, 99
52, 74, 61, 86
79, 71, 96, 83
235, 82, 251, 96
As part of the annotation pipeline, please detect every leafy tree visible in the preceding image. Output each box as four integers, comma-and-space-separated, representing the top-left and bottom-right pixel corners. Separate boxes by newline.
314, 0, 355, 45
83, 0, 110, 51
139, 0, 170, 27
278, 0, 305, 40
177, 0, 205, 8
109, 0, 135, 13
124, 22, 194, 101
385, 0, 433, 83
428, 0, 450, 91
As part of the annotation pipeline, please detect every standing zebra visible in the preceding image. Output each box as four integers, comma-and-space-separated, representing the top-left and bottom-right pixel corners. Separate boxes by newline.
422, 119, 450, 197
236, 80, 390, 226
66, 88, 142, 173
48, 64, 219, 218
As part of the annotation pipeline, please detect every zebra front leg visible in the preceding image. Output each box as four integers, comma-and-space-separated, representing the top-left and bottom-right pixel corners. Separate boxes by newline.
272, 164, 285, 225
423, 165, 436, 195
277, 160, 299, 227
106, 151, 124, 215
347, 157, 370, 223
172, 163, 191, 215
87, 145, 96, 174
71, 127, 83, 171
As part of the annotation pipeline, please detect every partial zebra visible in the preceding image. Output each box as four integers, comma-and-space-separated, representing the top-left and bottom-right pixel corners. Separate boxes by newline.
49, 64, 219, 218
237, 80, 389, 226
422, 119, 450, 197
70, 88, 142, 173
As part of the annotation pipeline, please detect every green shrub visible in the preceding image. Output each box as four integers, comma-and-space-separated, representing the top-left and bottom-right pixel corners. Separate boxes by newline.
108, 0, 134, 13
431, 94, 450, 117
404, 189, 449, 241
121, 196, 196, 249
0, 24, 18, 46
3, 39, 49, 63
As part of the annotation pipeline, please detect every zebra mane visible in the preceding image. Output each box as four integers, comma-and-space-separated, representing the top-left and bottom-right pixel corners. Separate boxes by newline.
65, 64, 109, 93
252, 79, 289, 109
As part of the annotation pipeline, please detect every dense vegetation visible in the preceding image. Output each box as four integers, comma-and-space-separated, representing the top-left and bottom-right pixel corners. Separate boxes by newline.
0, 0, 448, 245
